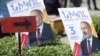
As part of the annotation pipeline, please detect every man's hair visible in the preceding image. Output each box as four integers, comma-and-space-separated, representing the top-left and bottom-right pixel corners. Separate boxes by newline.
31, 9, 43, 16
80, 21, 91, 28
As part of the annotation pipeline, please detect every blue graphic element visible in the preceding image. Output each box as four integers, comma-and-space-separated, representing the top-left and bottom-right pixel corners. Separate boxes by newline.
0, 0, 11, 18
69, 26, 75, 35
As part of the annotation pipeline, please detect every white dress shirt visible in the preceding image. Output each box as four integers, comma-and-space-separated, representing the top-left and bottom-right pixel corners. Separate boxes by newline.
87, 36, 93, 48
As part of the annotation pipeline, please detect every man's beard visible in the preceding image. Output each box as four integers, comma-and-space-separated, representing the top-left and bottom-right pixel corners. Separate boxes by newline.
83, 32, 88, 38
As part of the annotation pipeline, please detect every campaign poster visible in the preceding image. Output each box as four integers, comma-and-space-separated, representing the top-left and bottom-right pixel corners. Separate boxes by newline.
7, 0, 48, 22
58, 7, 97, 56
7, 0, 48, 47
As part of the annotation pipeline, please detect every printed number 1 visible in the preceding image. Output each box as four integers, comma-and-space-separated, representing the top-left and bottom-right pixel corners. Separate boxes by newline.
69, 27, 75, 35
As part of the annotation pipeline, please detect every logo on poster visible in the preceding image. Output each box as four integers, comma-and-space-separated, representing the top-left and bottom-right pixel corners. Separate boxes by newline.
61, 10, 89, 21
9, 0, 42, 13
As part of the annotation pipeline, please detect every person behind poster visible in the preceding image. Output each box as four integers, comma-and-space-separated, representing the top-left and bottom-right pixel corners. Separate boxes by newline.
80, 21, 100, 56
28, 9, 54, 46
44, 0, 67, 15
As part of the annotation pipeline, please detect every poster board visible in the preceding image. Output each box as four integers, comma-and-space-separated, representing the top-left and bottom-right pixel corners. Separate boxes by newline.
7, 0, 48, 47
58, 7, 97, 55
7, 0, 48, 22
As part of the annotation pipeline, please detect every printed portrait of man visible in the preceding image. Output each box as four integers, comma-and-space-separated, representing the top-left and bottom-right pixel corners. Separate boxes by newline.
28, 9, 54, 46
80, 21, 100, 56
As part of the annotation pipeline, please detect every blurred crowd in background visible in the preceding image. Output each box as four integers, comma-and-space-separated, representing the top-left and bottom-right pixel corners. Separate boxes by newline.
44, 0, 99, 16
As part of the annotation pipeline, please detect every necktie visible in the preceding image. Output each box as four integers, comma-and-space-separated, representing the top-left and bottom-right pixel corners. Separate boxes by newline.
37, 28, 41, 46
87, 40, 92, 56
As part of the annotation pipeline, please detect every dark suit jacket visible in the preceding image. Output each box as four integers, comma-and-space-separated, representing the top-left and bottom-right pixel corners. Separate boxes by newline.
81, 36, 100, 56
29, 23, 54, 46
44, 0, 60, 15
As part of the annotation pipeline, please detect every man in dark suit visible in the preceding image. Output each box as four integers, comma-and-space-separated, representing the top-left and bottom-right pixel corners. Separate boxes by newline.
28, 9, 54, 46
80, 21, 100, 56
44, 0, 67, 15
44, 0, 60, 15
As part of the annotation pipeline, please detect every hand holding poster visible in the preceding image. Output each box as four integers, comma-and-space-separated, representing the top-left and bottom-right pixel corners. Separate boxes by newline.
58, 7, 98, 56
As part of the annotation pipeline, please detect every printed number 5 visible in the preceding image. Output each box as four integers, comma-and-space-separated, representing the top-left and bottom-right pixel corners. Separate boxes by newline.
69, 27, 75, 35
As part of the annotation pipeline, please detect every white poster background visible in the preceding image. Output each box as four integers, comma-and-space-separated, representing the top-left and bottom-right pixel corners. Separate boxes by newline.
7, 0, 45, 17
58, 7, 96, 51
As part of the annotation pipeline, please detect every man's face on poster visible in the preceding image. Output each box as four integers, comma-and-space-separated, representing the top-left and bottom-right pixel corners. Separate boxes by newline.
30, 10, 43, 27
80, 22, 92, 39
